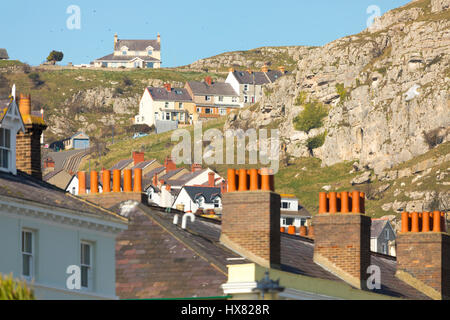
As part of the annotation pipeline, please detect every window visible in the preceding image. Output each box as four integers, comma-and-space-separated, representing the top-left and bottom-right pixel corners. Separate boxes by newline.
285, 218, 294, 225
196, 196, 205, 208
205, 108, 211, 114
179, 103, 183, 109
0, 128, 11, 169
219, 108, 227, 116
385, 229, 389, 239
180, 113, 185, 121
244, 96, 248, 103
148, 50, 153, 55
165, 102, 169, 108
214, 198, 221, 208
205, 96, 211, 101
218, 96, 224, 102
232, 97, 238, 103
22, 230, 34, 278
148, 188, 154, 200
122, 51, 127, 55
81, 242, 92, 289
196, 107, 201, 113
382, 243, 387, 255
72, 187, 76, 195
281, 218, 287, 226
165, 113, 170, 120
244, 84, 249, 91
281, 201, 290, 209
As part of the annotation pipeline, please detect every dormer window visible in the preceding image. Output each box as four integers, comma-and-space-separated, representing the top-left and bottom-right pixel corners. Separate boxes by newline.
121, 46, 129, 55
0, 128, 11, 169
146, 46, 153, 55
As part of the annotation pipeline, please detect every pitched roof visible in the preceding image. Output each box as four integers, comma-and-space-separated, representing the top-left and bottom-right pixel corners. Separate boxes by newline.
95, 53, 160, 63
371, 219, 389, 238
187, 81, 238, 96
0, 170, 126, 224
144, 166, 166, 179
231, 70, 284, 85
165, 169, 207, 187
110, 159, 133, 171
131, 159, 156, 170
115, 204, 248, 299
0, 49, 9, 59
147, 87, 192, 102
43, 169, 73, 190
115, 39, 160, 51
112, 202, 428, 300
158, 168, 185, 181
182, 186, 221, 204
280, 207, 312, 218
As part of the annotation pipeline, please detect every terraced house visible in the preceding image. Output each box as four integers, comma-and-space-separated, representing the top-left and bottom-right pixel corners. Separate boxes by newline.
185, 77, 242, 121
134, 84, 194, 127
94, 33, 161, 69
226, 65, 286, 106
0, 88, 128, 299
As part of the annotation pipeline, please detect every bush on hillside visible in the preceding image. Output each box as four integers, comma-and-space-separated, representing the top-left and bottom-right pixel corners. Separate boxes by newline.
0, 273, 35, 300
306, 131, 327, 153
293, 101, 328, 133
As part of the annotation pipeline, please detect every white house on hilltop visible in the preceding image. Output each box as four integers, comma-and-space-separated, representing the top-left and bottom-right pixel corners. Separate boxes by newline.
94, 33, 161, 69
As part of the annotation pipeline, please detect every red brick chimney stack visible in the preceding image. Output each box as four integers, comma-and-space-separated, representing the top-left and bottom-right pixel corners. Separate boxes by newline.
396, 211, 449, 300
313, 191, 371, 290
205, 76, 212, 86
220, 168, 280, 269
164, 156, 176, 173
164, 83, 171, 92
208, 171, 215, 187
16, 93, 47, 179
191, 163, 202, 173
132, 151, 145, 166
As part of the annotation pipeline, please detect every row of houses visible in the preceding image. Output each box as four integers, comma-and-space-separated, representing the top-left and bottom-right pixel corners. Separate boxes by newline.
1, 86, 447, 300
134, 66, 287, 127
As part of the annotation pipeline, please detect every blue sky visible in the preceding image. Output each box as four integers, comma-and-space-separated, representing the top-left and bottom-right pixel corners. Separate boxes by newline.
1, 0, 410, 67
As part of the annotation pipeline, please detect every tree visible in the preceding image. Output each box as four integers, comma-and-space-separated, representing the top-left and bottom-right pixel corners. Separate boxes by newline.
0, 273, 35, 300
46, 50, 64, 63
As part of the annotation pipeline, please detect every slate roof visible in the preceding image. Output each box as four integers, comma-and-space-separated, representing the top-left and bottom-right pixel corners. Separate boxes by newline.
371, 219, 389, 238
165, 169, 207, 187
110, 159, 133, 171
182, 186, 221, 204
281, 207, 312, 218
187, 81, 238, 96
158, 168, 185, 181
96, 53, 160, 62
231, 70, 284, 85
115, 203, 248, 299
147, 87, 192, 102
0, 170, 126, 224
115, 39, 160, 52
0, 49, 9, 59
144, 166, 166, 179
131, 159, 156, 170
112, 201, 429, 300
43, 169, 73, 190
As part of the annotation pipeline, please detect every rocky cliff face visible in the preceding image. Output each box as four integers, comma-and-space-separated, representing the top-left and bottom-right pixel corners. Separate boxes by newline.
226, 0, 450, 176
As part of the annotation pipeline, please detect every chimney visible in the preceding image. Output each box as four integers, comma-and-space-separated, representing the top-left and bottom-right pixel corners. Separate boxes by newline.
16, 94, 47, 179
247, 69, 252, 74
208, 171, 215, 187
220, 168, 280, 269
157, 33, 161, 44
313, 191, 371, 289
152, 174, 158, 186
132, 151, 145, 166
164, 83, 171, 92
114, 33, 118, 48
396, 211, 449, 300
164, 156, 176, 172
205, 76, 212, 86
191, 163, 202, 172
278, 66, 286, 74
261, 64, 269, 73
228, 67, 235, 73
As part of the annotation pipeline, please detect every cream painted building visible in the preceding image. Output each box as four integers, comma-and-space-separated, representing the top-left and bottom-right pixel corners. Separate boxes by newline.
134, 84, 194, 127
94, 33, 161, 69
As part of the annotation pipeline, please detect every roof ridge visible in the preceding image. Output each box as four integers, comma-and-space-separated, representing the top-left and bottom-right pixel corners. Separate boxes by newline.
66, 193, 128, 223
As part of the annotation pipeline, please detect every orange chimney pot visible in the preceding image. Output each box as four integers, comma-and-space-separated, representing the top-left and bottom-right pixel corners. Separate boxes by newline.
78, 171, 86, 195
102, 170, 111, 193
123, 169, 132, 192
113, 169, 121, 192
134, 168, 142, 192
90, 171, 99, 194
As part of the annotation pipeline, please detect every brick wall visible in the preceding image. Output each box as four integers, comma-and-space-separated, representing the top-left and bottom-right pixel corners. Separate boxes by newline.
396, 232, 450, 300
16, 123, 46, 179
313, 213, 371, 289
220, 191, 280, 269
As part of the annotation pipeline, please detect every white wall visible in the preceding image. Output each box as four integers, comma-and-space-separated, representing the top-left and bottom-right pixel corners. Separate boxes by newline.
0, 204, 122, 300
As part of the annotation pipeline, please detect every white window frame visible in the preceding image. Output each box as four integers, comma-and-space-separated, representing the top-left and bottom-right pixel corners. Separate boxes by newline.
244, 96, 248, 103
0, 127, 12, 171
179, 103, 183, 109
232, 96, 238, 103
219, 108, 227, 116
22, 229, 34, 279
218, 96, 224, 102
165, 102, 169, 108
80, 241, 93, 290
381, 243, 387, 255
281, 201, 290, 209
244, 84, 249, 91
205, 96, 211, 101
